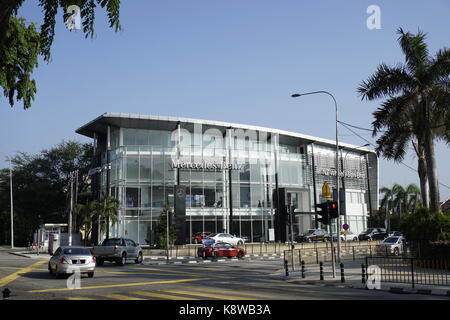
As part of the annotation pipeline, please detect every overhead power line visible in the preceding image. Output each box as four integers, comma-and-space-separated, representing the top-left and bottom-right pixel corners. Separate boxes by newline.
338, 121, 450, 190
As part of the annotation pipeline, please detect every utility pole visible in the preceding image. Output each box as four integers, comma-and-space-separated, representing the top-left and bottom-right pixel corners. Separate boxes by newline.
69, 172, 74, 246
9, 157, 14, 248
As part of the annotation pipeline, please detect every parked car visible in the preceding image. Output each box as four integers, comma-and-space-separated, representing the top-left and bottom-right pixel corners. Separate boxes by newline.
375, 236, 404, 256
191, 232, 213, 244
326, 231, 359, 242
388, 231, 403, 237
358, 228, 388, 241
197, 242, 246, 259
295, 229, 329, 243
205, 233, 246, 245
92, 238, 143, 266
48, 246, 96, 278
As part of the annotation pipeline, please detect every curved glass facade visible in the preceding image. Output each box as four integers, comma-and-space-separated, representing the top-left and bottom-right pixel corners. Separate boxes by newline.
106, 127, 310, 244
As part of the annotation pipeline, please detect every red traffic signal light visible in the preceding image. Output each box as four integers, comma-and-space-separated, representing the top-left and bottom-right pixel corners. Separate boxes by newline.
328, 201, 338, 219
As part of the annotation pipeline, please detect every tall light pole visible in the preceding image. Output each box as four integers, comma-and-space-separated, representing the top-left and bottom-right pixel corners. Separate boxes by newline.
8, 156, 14, 248
291, 91, 341, 263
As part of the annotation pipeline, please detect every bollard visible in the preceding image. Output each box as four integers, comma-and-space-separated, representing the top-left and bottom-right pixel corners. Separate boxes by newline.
319, 261, 324, 280
340, 262, 345, 283
284, 260, 289, 277
362, 263, 366, 284
316, 247, 319, 264
301, 260, 306, 279
352, 246, 355, 261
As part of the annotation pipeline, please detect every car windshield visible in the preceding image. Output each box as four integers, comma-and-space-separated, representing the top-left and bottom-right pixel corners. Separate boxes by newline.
364, 228, 375, 234
102, 238, 123, 246
383, 237, 399, 244
208, 233, 217, 237
63, 248, 91, 255
306, 230, 315, 235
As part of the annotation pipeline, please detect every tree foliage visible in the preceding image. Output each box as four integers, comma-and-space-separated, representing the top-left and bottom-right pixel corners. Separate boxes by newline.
0, 0, 122, 109
358, 28, 450, 213
0, 140, 93, 246
154, 204, 177, 249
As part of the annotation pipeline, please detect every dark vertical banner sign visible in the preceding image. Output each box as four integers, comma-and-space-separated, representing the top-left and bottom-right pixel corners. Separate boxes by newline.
174, 185, 186, 245
273, 188, 288, 242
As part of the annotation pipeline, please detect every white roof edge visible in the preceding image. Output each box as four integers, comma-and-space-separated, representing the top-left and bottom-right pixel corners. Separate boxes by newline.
90, 112, 376, 154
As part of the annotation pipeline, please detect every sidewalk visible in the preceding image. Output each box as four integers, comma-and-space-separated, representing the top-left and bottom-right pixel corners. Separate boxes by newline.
275, 259, 450, 298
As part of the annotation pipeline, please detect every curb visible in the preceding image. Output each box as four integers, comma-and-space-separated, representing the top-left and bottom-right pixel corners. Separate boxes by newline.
281, 276, 450, 297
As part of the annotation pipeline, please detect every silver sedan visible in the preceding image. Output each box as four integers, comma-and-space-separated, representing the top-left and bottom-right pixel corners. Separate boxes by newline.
48, 246, 96, 278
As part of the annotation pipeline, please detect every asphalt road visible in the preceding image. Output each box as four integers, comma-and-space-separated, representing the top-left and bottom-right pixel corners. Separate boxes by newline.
0, 248, 448, 301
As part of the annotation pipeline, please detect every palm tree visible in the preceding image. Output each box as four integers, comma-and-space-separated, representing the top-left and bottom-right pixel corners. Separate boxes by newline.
358, 28, 450, 213
90, 194, 120, 240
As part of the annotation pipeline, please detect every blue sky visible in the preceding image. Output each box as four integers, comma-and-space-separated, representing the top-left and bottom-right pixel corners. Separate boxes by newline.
1, 0, 449, 200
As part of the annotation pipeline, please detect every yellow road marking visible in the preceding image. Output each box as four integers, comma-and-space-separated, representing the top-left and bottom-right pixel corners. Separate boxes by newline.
128, 267, 229, 279
67, 297, 95, 300
182, 286, 276, 300
99, 294, 145, 300
0, 260, 47, 287
0, 267, 21, 270
29, 278, 203, 293
130, 291, 198, 300
163, 289, 256, 300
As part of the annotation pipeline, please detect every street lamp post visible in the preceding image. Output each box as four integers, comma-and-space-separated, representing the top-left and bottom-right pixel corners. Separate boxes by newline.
8, 156, 14, 248
291, 91, 342, 264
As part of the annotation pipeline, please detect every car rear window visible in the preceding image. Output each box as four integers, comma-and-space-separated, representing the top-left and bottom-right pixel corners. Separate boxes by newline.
63, 248, 91, 255
102, 238, 123, 246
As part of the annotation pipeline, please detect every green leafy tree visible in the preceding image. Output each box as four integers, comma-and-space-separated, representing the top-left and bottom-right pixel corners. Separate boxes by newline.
358, 28, 450, 213
89, 193, 119, 240
0, 0, 122, 109
154, 204, 177, 249
0, 141, 93, 246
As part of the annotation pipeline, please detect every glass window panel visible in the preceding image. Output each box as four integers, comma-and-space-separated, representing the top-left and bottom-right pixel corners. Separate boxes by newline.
240, 184, 251, 208
152, 156, 164, 181
126, 156, 139, 181
140, 186, 151, 208
149, 130, 161, 146
123, 129, 137, 145
125, 187, 140, 208
139, 156, 151, 182
204, 183, 216, 207
152, 186, 165, 208
135, 129, 148, 145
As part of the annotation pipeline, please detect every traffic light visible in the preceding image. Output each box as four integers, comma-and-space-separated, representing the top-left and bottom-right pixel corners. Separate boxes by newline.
315, 202, 329, 225
328, 201, 338, 219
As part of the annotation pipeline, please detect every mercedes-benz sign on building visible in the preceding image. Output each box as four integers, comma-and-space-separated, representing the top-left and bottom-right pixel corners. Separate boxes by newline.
76, 113, 378, 245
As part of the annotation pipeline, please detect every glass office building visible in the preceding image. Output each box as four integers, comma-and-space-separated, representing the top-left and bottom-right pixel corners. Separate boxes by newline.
76, 113, 378, 245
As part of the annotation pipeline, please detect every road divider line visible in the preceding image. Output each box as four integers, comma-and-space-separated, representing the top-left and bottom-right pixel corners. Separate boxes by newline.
0, 260, 47, 287
163, 289, 257, 300
130, 291, 198, 300
28, 278, 203, 293
99, 293, 146, 300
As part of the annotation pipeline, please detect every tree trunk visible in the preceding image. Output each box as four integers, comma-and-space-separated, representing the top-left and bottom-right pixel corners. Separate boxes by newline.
418, 155, 429, 208
413, 140, 429, 208
421, 97, 441, 213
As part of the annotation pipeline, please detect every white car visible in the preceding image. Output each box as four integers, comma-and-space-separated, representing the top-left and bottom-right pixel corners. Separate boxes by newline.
341, 231, 359, 241
376, 236, 404, 256
205, 233, 246, 245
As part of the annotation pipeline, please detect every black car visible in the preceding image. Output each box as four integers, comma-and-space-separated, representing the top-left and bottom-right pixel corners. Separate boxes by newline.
295, 229, 329, 243
358, 228, 388, 241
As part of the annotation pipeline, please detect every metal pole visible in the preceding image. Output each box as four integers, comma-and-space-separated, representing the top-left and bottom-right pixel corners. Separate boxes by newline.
69, 172, 73, 246
9, 157, 14, 248
167, 208, 170, 264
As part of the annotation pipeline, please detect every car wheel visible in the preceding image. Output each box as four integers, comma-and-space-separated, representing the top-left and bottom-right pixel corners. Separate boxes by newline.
135, 252, 143, 264
118, 253, 126, 266
237, 240, 243, 245
353, 237, 358, 241
394, 248, 400, 256
307, 238, 312, 243
88, 272, 94, 278
237, 252, 244, 259
194, 239, 199, 244
96, 259, 104, 266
